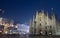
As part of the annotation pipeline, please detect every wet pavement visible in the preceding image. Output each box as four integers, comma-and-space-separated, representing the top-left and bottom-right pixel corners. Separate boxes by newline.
0, 34, 60, 38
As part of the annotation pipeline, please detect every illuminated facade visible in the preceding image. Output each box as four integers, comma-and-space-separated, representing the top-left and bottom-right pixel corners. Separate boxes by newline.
56, 20, 60, 35
29, 9, 57, 35
18, 24, 29, 34
0, 17, 18, 34
8, 25, 18, 34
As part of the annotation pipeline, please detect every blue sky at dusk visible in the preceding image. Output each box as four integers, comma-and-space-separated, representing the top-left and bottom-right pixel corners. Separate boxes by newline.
0, 0, 60, 25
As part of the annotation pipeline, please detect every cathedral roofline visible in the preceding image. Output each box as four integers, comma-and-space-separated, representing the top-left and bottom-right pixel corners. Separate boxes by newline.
35, 8, 56, 20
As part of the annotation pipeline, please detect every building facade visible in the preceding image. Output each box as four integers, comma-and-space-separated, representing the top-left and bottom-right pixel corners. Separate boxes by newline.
18, 24, 29, 34
56, 20, 60, 35
0, 17, 18, 34
29, 9, 57, 35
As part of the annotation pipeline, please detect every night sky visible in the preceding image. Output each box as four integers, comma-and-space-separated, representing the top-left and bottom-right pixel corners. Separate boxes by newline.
0, 0, 60, 25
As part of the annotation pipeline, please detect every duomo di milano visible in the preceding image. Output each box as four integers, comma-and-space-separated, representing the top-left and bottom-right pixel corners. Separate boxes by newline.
29, 8, 60, 35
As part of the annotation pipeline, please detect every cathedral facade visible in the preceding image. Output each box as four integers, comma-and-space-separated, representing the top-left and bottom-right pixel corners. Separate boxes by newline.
29, 9, 57, 35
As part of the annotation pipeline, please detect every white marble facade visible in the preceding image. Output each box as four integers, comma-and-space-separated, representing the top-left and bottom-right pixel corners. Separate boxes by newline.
29, 9, 57, 35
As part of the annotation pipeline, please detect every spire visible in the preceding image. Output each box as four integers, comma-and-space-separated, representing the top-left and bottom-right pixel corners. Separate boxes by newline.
29, 19, 32, 34
46, 11, 49, 25
51, 8, 55, 18
47, 11, 48, 17
29, 19, 32, 26
51, 8, 54, 16
41, 8, 44, 13
33, 15, 35, 22
47, 11, 48, 20
32, 15, 35, 34
36, 11, 38, 19
36, 10, 38, 16
51, 8, 53, 11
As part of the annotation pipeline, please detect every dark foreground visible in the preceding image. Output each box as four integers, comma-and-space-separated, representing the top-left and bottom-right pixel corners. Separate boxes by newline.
0, 34, 60, 38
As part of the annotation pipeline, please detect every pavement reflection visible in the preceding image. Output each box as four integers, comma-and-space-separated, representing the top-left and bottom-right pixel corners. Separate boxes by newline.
0, 34, 60, 38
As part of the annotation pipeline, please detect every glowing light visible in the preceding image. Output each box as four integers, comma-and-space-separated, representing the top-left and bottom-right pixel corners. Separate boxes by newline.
21, 24, 24, 26
27, 30, 29, 33
11, 25, 14, 27
18, 24, 29, 34
23, 33, 26, 34
40, 31, 43, 33
10, 24, 14, 27
49, 33, 51, 34
15, 26, 18, 28
0, 18, 3, 25
5, 31, 8, 34
0, 31, 2, 32
2, 23, 5, 25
